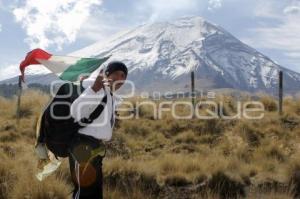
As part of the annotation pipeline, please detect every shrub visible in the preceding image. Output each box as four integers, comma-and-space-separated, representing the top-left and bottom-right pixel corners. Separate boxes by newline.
208, 171, 246, 199
260, 95, 278, 112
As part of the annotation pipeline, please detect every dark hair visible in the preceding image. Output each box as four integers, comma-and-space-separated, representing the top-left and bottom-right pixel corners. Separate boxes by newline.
105, 61, 128, 77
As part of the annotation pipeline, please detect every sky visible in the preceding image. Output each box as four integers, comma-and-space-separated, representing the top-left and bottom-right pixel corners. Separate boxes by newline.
0, 0, 300, 81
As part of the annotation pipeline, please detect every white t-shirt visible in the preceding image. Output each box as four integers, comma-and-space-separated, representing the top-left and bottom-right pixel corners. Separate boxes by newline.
70, 79, 122, 141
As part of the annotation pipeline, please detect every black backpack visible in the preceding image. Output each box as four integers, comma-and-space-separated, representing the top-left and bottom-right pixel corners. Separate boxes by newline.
39, 82, 108, 157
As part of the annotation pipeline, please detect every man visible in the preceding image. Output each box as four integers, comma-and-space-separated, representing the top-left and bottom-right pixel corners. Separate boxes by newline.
69, 61, 128, 199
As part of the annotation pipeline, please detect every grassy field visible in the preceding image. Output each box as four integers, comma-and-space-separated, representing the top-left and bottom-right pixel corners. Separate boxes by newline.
0, 89, 300, 199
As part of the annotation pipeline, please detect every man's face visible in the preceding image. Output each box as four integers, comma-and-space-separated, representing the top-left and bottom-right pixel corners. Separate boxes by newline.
107, 70, 126, 91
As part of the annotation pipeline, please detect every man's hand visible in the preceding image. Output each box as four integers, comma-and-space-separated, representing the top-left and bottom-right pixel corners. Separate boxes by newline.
91, 69, 112, 92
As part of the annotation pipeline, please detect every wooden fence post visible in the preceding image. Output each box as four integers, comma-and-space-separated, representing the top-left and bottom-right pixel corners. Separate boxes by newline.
16, 75, 22, 125
191, 71, 195, 118
279, 71, 283, 116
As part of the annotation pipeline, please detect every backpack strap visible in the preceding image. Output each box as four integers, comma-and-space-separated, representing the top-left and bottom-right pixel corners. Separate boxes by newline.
81, 85, 114, 125
78, 94, 108, 126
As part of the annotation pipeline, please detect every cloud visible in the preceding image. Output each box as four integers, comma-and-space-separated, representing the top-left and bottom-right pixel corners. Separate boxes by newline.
283, 0, 300, 15
0, 23, 2, 32
284, 52, 300, 58
253, 0, 283, 19
136, 0, 203, 23
0, 62, 53, 81
57, 0, 222, 42
12, 0, 103, 50
284, 6, 300, 14
245, 19, 300, 51
77, 10, 126, 42
76, 0, 208, 42
208, 0, 223, 11
243, 0, 300, 62
0, 64, 20, 81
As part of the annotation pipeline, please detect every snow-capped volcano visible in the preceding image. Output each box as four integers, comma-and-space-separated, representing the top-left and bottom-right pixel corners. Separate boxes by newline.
70, 16, 300, 94
2, 16, 300, 94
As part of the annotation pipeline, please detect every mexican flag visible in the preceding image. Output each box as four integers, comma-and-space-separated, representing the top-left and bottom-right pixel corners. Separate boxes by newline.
20, 48, 109, 82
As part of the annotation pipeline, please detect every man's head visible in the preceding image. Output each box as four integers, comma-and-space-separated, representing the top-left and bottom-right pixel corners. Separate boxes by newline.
105, 61, 128, 91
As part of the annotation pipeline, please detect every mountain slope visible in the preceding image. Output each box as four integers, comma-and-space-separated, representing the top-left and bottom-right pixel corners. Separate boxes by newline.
71, 16, 300, 94
2, 16, 300, 95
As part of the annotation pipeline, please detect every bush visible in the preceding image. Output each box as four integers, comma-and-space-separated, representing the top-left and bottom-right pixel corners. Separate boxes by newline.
260, 95, 278, 112
208, 171, 246, 199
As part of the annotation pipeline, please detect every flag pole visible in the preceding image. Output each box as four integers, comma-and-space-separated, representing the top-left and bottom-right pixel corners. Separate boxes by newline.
16, 75, 22, 125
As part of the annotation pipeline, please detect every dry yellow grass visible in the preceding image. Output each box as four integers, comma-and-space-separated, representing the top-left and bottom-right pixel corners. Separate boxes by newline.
0, 89, 300, 198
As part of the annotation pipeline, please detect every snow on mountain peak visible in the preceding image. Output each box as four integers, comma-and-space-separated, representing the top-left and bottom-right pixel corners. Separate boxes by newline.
2, 16, 299, 94
70, 16, 300, 93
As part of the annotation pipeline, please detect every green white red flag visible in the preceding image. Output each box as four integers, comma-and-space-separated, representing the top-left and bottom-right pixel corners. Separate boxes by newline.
19, 48, 109, 82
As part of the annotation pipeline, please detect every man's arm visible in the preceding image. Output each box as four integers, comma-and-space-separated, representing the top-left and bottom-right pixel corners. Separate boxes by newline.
70, 87, 105, 122
71, 70, 111, 121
